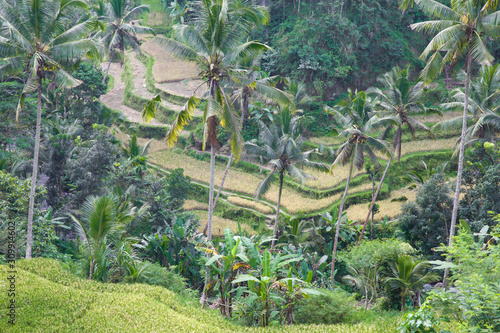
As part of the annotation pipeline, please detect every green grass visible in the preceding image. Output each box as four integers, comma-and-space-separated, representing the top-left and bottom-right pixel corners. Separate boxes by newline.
0, 259, 407, 333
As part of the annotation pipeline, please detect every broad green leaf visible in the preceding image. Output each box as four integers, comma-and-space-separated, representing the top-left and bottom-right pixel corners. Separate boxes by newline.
232, 274, 260, 284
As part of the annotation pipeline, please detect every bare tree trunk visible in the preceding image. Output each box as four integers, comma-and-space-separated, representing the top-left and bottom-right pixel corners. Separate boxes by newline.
271, 171, 284, 250
358, 157, 392, 244
214, 154, 232, 209
89, 261, 95, 280
203, 153, 233, 235
444, 54, 472, 286
102, 52, 114, 84
207, 145, 216, 237
331, 147, 356, 288
371, 179, 375, 240
201, 145, 217, 307
26, 76, 43, 259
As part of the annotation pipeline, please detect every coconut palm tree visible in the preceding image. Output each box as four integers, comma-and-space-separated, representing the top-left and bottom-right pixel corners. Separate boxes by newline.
325, 89, 390, 287
434, 65, 500, 149
245, 109, 328, 250
142, 0, 272, 243
122, 132, 152, 177
99, 0, 153, 83
385, 255, 439, 311
409, 0, 499, 282
0, 0, 100, 258
358, 66, 436, 243
70, 194, 142, 280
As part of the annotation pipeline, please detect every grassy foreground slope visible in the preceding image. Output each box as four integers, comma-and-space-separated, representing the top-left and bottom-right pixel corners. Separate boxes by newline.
0, 259, 399, 333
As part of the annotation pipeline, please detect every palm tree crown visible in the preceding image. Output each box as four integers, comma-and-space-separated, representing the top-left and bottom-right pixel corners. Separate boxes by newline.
368, 66, 436, 162
246, 109, 328, 249
100, 0, 153, 60
435, 65, 500, 149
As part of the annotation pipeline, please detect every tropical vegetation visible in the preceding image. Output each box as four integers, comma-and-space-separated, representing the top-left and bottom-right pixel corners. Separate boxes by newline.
1, 0, 500, 332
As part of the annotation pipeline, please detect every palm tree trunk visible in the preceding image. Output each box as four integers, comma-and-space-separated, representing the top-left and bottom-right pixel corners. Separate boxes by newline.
371, 180, 375, 240
358, 157, 392, 244
89, 260, 95, 280
444, 53, 472, 285
202, 153, 232, 235
331, 150, 355, 288
26, 76, 43, 259
201, 145, 216, 307
207, 144, 216, 238
214, 153, 232, 209
102, 52, 114, 84
271, 170, 284, 250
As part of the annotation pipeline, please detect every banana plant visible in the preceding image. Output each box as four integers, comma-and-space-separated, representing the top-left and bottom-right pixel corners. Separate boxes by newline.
232, 249, 315, 326
198, 228, 251, 317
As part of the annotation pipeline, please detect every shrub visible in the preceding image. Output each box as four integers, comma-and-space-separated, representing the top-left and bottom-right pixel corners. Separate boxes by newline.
294, 288, 358, 325
399, 173, 452, 259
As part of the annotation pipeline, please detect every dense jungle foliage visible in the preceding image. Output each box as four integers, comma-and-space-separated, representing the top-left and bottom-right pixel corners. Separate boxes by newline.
1, 0, 500, 332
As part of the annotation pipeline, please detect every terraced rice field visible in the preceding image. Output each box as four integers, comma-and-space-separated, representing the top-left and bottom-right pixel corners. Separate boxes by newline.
192, 210, 255, 235
346, 188, 418, 221
104, 37, 457, 220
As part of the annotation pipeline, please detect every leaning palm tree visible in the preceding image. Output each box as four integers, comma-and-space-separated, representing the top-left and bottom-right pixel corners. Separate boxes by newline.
358, 66, 436, 242
99, 0, 153, 83
142, 0, 273, 242
385, 255, 439, 311
409, 0, 499, 282
245, 109, 328, 249
434, 65, 500, 149
0, 0, 100, 259
325, 89, 390, 287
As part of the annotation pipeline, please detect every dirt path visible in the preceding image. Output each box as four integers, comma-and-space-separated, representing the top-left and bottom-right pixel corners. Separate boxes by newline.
100, 62, 163, 126
128, 55, 187, 112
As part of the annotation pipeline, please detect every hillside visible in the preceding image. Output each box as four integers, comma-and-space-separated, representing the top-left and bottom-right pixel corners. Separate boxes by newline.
0, 259, 399, 333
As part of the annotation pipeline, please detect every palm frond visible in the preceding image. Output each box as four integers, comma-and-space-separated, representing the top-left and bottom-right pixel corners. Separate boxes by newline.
224, 41, 270, 64
414, 0, 460, 20
255, 169, 277, 199
141, 94, 162, 123
470, 33, 494, 66
165, 95, 199, 147
153, 36, 202, 62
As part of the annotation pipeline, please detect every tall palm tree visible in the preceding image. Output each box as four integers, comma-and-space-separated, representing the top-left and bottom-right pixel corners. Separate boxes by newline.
325, 89, 390, 287
99, 0, 153, 83
358, 66, 435, 242
0, 0, 100, 258
245, 109, 328, 250
434, 65, 500, 148
385, 255, 439, 311
410, 0, 499, 282
143, 0, 271, 242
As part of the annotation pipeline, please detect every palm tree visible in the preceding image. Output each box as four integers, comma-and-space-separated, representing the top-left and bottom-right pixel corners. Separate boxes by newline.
358, 66, 435, 242
410, 0, 499, 282
434, 65, 500, 149
245, 109, 328, 249
143, 0, 271, 242
0, 0, 100, 259
385, 255, 439, 311
99, 0, 153, 83
325, 89, 390, 287
122, 132, 152, 177
70, 194, 141, 280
